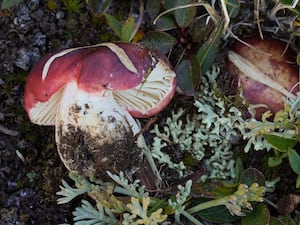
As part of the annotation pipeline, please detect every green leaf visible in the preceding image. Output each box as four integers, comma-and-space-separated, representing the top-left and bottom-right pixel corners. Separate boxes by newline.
155, 15, 177, 31
104, 13, 122, 38
176, 56, 201, 96
87, 0, 112, 16
1, 0, 23, 9
263, 134, 297, 152
121, 15, 136, 42
141, 31, 177, 54
234, 157, 244, 183
146, 0, 161, 20
226, 0, 240, 18
269, 217, 286, 225
191, 17, 214, 43
288, 148, 300, 175
162, 0, 177, 9
195, 205, 238, 223
268, 156, 283, 168
175, 0, 196, 28
278, 215, 297, 225
288, 148, 300, 174
296, 174, 300, 188
196, 20, 223, 73
241, 204, 270, 225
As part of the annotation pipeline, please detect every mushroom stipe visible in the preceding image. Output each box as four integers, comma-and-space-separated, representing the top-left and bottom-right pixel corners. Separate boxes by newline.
57, 122, 141, 179
24, 42, 176, 179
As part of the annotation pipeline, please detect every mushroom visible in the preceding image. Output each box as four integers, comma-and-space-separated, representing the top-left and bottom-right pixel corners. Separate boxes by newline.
24, 42, 176, 178
226, 36, 299, 120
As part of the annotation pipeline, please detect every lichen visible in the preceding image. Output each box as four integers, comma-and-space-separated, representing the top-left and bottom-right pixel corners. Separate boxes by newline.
242, 92, 300, 152
150, 66, 244, 180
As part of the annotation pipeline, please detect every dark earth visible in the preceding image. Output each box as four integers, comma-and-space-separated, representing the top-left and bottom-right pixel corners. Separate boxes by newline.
0, 0, 126, 224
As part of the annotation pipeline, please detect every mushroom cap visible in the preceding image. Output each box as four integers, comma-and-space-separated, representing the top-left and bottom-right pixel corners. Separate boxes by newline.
227, 36, 299, 120
24, 42, 176, 125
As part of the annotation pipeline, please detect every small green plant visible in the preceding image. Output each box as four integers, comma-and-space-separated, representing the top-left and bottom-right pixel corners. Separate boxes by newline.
102, 0, 144, 42
62, 0, 85, 14
243, 94, 300, 187
57, 170, 265, 225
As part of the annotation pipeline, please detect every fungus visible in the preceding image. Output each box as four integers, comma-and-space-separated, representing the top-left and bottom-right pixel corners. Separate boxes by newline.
227, 36, 299, 120
24, 42, 176, 178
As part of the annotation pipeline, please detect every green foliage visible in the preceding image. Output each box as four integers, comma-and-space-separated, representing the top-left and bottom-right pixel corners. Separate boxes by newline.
100, 0, 232, 95
263, 134, 297, 152
57, 172, 168, 224
243, 93, 300, 187
226, 0, 240, 18
195, 20, 223, 74
104, 14, 137, 42
188, 183, 265, 216
241, 204, 270, 225
58, 170, 265, 224
86, 0, 112, 16
141, 31, 177, 54
176, 56, 201, 96
174, 0, 196, 28
62, 0, 85, 14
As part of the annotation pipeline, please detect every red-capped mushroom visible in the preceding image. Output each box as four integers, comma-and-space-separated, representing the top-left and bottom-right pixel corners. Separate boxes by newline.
24, 42, 176, 178
226, 36, 299, 120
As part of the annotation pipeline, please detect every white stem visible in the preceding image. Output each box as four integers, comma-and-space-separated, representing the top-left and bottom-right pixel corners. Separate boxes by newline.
55, 82, 143, 173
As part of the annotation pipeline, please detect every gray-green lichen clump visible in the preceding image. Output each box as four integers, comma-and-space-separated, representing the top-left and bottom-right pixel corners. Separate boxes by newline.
150, 67, 245, 180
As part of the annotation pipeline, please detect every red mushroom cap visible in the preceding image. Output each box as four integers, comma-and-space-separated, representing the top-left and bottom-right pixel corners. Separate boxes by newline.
24, 42, 176, 125
227, 36, 299, 120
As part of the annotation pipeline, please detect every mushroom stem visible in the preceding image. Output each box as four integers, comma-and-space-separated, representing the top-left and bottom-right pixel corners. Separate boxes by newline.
55, 82, 143, 177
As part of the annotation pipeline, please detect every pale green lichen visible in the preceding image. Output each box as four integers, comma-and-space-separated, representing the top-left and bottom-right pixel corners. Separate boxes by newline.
150, 66, 244, 180
168, 180, 193, 223
123, 197, 167, 225
242, 92, 300, 152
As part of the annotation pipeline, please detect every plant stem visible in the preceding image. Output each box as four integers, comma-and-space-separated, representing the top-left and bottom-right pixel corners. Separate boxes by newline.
142, 144, 163, 185
182, 210, 204, 225
186, 197, 229, 214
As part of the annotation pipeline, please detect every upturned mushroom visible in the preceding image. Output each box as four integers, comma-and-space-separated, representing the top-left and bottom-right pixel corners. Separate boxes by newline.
226, 36, 299, 120
24, 42, 176, 178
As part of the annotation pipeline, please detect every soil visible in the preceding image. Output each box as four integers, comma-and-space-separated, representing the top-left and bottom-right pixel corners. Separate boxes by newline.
0, 0, 117, 224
